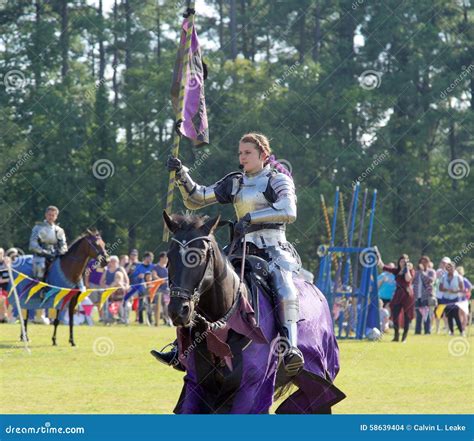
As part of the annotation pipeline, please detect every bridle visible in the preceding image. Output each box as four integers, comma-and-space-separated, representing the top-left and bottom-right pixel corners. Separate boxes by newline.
168, 234, 243, 330
86, 235, 108, 263
169, 235, 215, 306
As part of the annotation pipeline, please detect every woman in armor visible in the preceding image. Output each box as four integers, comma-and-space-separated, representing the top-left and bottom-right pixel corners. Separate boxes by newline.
152, 133, 304, 376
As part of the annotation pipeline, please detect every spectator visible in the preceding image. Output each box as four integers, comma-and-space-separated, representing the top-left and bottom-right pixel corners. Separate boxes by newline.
154, 252, 171, 327
84, 258, 106, 321
377, 262, 396, 307
119, 254, 129, 269
142, 272, 154, 326
440, 262, 464, 336
413, 256, 436, 335
125, 249, 140, 276
456, 266, 471, 331
377, 253, 415, 342
0, 248, 9, 323
434, 257, 451, 333
132, 251, 155, 324
379, 298, 390, 332
100, 256, 128, 325
439, 262, 463, 303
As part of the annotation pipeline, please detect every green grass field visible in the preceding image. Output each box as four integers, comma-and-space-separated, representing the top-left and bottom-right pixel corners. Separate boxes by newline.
1, 321, 472, 414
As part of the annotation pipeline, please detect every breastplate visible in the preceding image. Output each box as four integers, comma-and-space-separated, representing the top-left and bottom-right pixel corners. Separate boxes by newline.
38, 224, 58, 246
233, 167, 272, 220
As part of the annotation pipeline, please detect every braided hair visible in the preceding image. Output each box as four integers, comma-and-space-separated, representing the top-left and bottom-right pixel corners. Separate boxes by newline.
239, 133, 292, 178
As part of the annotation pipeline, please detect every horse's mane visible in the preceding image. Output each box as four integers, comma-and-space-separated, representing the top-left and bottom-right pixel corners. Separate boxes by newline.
171, 213, 209, 231
68, 228, 99, 253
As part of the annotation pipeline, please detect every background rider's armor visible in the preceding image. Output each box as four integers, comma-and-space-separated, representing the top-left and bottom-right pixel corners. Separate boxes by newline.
175, 164, 301, 347
29, 221, 68, 279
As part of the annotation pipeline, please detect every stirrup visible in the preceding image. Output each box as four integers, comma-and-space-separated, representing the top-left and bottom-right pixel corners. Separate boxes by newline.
283, 346, 304, 377
150, 342, 184, 372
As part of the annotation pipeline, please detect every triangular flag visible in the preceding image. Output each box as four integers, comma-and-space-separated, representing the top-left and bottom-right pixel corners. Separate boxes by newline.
13, 273, 27, 287
41, 288, 61, 306
18, 281, 37, 298
456, 300, 469, 315
148, 279, 165, 303
53, 288, 74, 308
26, 282, 48, 303
60, 289, 80, 311
435, 304, 447, 319
99, 287, 118, 310
123, 285, 139, 303
77, 289, 93, 305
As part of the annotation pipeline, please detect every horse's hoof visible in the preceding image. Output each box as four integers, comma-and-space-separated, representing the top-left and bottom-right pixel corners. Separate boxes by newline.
52, 342, 57, 346
70, 341, 76, 347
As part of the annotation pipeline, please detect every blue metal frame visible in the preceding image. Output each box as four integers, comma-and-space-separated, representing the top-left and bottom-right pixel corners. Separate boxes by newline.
316, 187, 379, 340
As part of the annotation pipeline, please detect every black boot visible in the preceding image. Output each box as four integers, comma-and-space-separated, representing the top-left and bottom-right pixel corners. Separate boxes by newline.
392, 328, 399, 342
283, 346, 305, 377
150, 342, 185, 372
401, 329, 409, 343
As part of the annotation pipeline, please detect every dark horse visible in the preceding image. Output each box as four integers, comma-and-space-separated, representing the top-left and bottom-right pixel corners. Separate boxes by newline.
163, 211, 345, 414
10, 229, 109, 346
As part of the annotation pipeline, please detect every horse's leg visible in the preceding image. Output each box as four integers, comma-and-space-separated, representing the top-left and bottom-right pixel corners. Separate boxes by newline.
52, 310, 60, 346
69, 295, 79, 346
20, 310, 29, 342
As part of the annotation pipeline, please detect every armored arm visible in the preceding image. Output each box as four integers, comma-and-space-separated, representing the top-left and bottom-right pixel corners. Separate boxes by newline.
248, 174, 297, 224
29, 225, 45, 254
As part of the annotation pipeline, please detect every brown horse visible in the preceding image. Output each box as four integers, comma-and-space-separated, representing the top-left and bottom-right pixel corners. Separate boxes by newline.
15, 229, 109, 346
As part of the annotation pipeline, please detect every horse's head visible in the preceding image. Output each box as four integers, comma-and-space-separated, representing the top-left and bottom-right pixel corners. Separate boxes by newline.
163, 211, 221, 327
84, 229, 109, 267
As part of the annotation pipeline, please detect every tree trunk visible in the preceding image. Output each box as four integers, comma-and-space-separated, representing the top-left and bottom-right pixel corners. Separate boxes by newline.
298, 10, 306, 63
240, 0, 248, 59
312, 2, 321, 62
125, 0, 133, 147
230, 0, 237, 59
59, 0, 69, 79
33, 1, 41, 88
112, 0, 119, 110
218, 0, 224, 51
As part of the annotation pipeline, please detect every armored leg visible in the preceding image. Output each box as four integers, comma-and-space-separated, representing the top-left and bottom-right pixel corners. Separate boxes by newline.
271, 266, 304, 376
32, 256, 46, 281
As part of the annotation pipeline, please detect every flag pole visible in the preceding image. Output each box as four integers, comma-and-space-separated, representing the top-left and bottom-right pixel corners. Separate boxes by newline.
162, 1, 196, 242
7, 264, 30, 353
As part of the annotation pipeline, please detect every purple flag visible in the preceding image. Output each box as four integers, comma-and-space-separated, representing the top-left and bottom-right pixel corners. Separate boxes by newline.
171, 18, 209, 147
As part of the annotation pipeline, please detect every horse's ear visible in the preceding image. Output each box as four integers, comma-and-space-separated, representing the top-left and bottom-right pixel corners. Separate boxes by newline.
201, 215, 221, 235
163, 210, 178, 234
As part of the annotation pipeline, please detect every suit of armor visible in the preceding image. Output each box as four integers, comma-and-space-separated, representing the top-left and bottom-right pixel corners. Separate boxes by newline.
175, 164, 302, 362
29, 220, 68, 279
